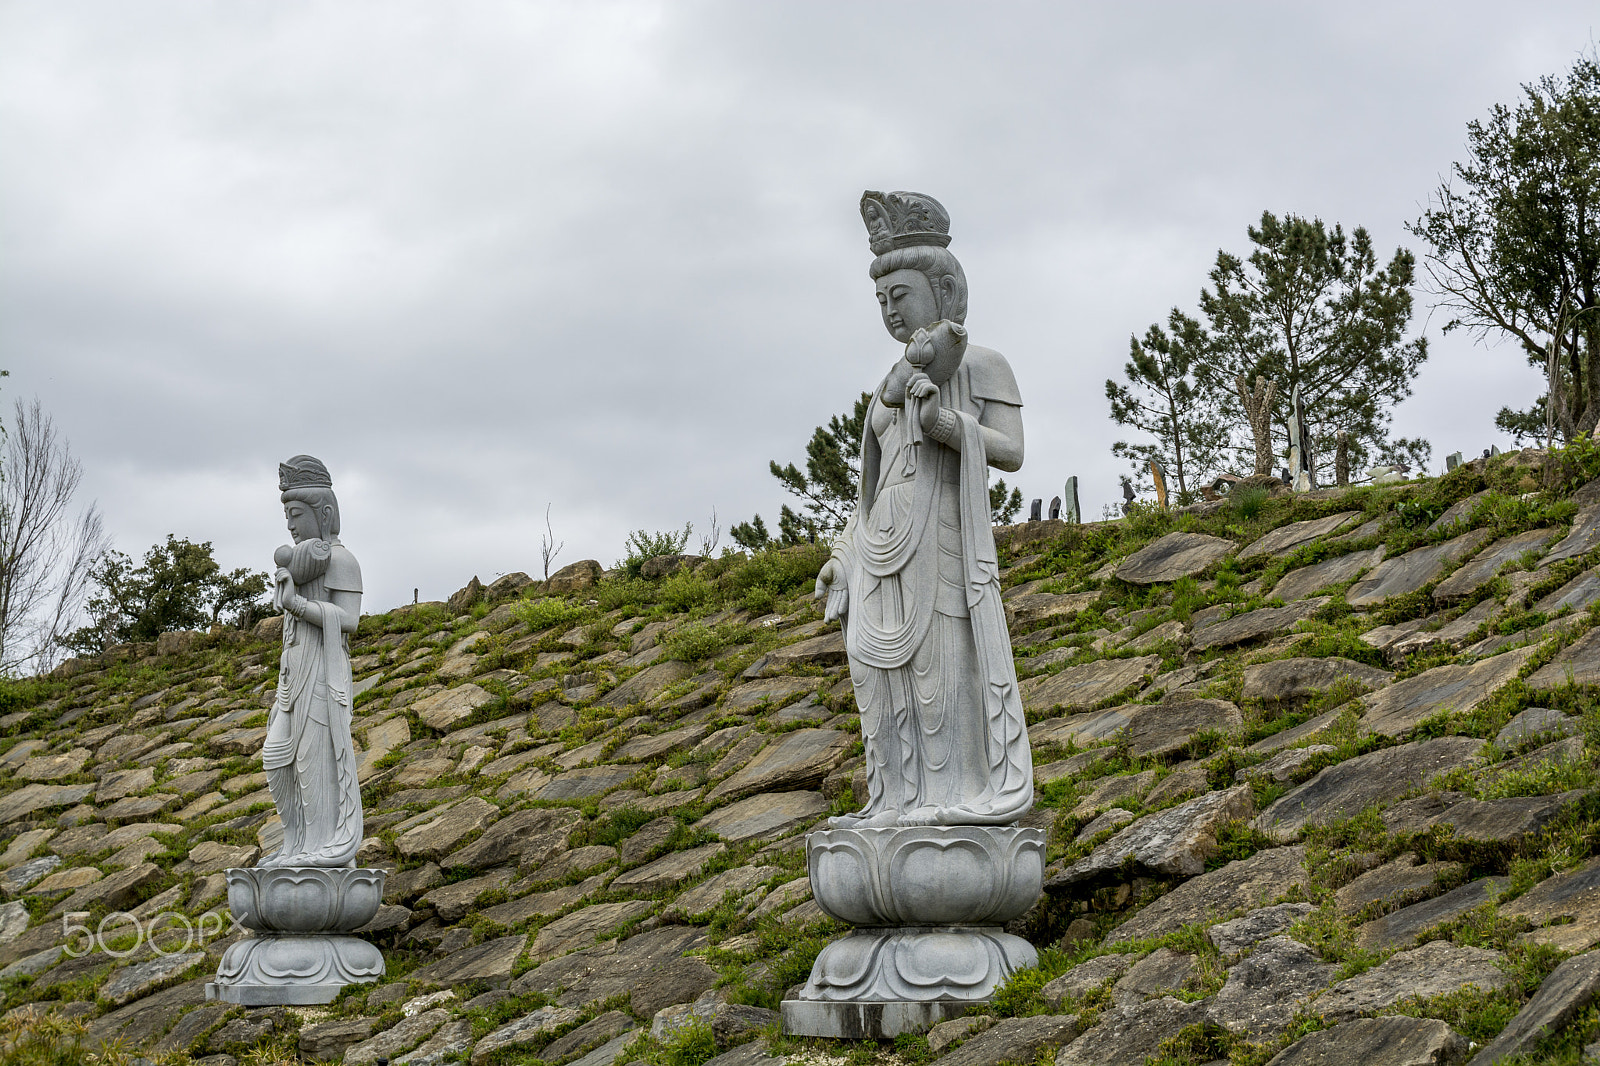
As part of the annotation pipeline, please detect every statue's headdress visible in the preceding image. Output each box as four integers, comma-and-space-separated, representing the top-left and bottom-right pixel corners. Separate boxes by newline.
279, 455, 333, 492
860, 190, 952, 255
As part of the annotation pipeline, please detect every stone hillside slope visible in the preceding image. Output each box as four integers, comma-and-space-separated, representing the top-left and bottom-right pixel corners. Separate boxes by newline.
6, 450, 1600, 1065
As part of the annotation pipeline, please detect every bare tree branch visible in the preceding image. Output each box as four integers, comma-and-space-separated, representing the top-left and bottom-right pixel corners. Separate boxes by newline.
0, 398, 109, 675
540, 503, 564, 581
698, 509, 720, 557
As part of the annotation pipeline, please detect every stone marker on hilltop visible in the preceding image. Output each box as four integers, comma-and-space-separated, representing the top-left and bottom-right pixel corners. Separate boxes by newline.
785, 191, 1043, 1040
1286, 383, 1313, 493
208, 456, 384, 1005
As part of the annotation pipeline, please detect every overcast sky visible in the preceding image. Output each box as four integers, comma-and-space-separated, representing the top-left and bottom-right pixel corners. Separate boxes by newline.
2, 2, 1595, 614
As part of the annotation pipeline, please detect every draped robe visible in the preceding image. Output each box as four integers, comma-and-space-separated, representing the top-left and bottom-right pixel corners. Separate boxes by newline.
828, 345, 1033, 825
262, 539, 363, 867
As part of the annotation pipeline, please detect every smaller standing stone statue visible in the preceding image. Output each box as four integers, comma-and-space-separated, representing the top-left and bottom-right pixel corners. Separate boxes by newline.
208, 456, 385, 1005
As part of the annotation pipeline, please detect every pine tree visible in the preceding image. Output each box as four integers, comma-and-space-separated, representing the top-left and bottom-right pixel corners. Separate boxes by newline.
989, 480, 1023, 523
1197, 211, 1431, 482
1106, 310, 1229, 501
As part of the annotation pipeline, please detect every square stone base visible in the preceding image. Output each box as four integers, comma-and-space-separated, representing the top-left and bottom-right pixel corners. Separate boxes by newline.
781, 998, 975, 1039
207, 980, 347, 1006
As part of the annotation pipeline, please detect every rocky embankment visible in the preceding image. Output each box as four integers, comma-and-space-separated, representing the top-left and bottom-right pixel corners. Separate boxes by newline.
4, 449, 1600, 1065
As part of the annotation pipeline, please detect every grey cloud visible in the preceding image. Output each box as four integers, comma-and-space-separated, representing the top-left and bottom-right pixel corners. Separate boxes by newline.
0, 1, 1585, 611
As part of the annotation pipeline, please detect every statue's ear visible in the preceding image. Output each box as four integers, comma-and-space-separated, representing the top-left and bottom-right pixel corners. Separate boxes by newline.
938, 275, 960, 318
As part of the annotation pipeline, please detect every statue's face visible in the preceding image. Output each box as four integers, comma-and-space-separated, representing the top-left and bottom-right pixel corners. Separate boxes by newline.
284, 501, 319, 544
875, 269, 939, 344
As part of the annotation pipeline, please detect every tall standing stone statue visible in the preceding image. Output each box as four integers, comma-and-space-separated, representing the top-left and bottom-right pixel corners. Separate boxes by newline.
784, 192, 1043, 1039
1287, 383, 1313, 493
209, 456, 385, 1005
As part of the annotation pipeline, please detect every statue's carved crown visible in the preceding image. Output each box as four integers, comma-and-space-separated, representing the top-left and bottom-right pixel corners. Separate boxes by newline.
279, 454, 333, 492
860, 190, 952, 256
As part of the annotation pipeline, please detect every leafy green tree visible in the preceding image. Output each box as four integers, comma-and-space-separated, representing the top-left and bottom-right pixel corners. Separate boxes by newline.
1409, 52, 1600, 444
1106, 310, 1230, 501
210, 564, 272, 628
62, 535, 270, 654
1196, 211, 1431, 482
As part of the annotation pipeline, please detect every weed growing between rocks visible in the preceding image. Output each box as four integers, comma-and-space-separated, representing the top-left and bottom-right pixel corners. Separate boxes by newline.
1384, 943, 1563, 1044
1231, 486, 1271, 522
0, 1009, 178, 1065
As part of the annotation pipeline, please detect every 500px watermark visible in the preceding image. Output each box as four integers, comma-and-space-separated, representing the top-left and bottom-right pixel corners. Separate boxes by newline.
61, 910, 245, 958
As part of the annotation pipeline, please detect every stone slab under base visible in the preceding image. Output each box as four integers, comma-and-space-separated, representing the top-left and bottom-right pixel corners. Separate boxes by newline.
207, 934, 382, 1005
781, 998, 975, 1039
207, 977, 358, 1006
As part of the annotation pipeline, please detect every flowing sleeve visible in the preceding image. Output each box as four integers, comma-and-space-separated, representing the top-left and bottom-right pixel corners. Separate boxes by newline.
325, 545, 363, 593
965, 346, 1022, 407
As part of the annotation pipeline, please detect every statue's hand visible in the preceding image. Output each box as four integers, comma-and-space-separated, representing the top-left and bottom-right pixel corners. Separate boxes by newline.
906, 372, 940, 433
274, 568, 295, 613
815, 558, 840, 599
816, 559, 849, 623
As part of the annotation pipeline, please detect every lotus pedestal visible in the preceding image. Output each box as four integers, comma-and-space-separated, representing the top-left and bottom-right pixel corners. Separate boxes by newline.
781, 825, 1044, 1039
207, 866, 386, 1005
